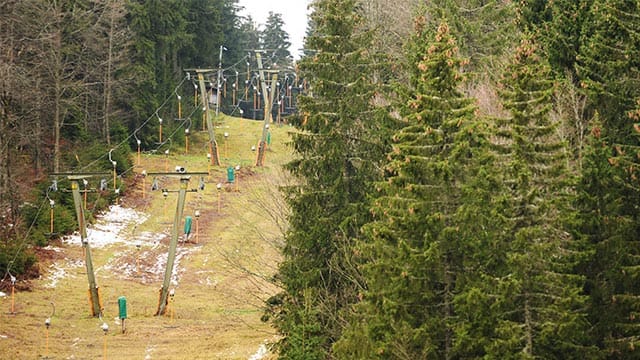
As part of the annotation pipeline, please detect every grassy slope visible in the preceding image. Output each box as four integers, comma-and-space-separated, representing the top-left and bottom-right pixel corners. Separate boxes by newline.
0, 116, 291, 359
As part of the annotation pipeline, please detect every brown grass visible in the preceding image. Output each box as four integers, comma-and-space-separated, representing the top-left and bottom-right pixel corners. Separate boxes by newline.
0, 115, 292, 359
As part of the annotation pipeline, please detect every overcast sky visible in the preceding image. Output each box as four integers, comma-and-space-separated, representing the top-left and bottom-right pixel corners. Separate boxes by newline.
237, 0, 311, 59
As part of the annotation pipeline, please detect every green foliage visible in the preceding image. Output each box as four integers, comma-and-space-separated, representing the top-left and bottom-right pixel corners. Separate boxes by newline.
577, 0, 640, 143
574, 2, 640, 354
575, 114, 640, 357
261, 12, 293, 67
336, 20, 492, 359
516, 0, 551, 31
0, 243, 37, 279
490, 35, 596, 359
19, 140, 132, 250
421, 0, 518, 73
267, 0, 395, 357
543, 0, 592, 76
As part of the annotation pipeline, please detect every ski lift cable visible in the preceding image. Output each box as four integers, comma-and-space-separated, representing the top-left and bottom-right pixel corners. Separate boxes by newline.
102, 111, 197, 190
79, 76, 189, 173
4, 76, 197, 282
2, 188, 50, 282
222, 54, 251, 73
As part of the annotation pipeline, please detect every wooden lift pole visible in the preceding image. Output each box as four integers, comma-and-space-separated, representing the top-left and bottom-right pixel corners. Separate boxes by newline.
255, 52, 278, 166
67, 174, 106, 317
186, 69, 221, 166
152, 172, 207, 316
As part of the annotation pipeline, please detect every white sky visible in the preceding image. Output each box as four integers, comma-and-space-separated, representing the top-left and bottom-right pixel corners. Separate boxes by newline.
237, 0, 311, 59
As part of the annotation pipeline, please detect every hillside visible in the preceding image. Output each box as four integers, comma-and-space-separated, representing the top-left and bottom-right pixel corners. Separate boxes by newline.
0, 115, 291, 359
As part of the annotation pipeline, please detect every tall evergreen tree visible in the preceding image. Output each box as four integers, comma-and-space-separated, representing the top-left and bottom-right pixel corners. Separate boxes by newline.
574, 115, 640, 358
577, 0, 640, 143
575, 3, 640, 355
489, 36, 595, 359
261, 12, 293, 68
126, 0, 190, 142
334, 20, 484, 359
423, 0, 517, 72
543, 0, 592, 76
264, 0, 394, 358
238, 14, 261, 52
516, 0, 551, 31
573, 101, 640, 360
180, 0, 225, 68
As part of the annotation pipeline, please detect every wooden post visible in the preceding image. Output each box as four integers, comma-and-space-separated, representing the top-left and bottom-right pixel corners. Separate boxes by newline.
70, 178, 101, 317
156, 177, 190, 316
193, 71, 220, 166
255, 52, 277, 166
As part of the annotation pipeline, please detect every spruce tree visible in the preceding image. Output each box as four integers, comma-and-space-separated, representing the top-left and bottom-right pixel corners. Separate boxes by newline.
335, 20, 485, 359
260, 12, 293, 68
489, 36, 595, 359
575, 2, 640, 355
543, 0, 592, 76
126, 0, 190, 141
575, 110, 640, 357
264, 0, 394, 358
423, 0, 517, 72
577, 0, 640, 143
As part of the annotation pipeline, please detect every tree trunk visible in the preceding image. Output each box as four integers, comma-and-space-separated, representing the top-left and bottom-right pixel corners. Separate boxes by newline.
53, 29, 62, 174
104, 4, 114, 146
524, 293, 533, 356
444, 259, 453, 360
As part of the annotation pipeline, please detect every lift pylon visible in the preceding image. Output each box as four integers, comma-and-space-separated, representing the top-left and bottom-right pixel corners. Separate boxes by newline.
185, 69, 221, 166
151, 172, 207, 316
255, 52, 278, 167
52, 173, 109, 317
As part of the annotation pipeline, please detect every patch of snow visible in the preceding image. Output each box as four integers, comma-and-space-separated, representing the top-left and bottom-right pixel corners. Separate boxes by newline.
101, 238, 193, 284
0, 291, 6, 298
147, 247, 196, 286
63, 205, 149, 248
47, 266, 67, 289
145, 345, 156, 359
195, 271, 218, 287
70, 337, 82, 348
46, 260, 83, 288
43, 245, 63, 252
138, 231, 165, 248
249, 344, 268, 360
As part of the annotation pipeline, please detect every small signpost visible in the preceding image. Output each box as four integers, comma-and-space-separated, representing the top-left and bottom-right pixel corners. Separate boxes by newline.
118, 296, 127, 334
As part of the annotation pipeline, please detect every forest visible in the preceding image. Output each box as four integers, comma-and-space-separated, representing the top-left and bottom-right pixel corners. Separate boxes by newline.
2, 0, 640, 359
0, 0, 292, 266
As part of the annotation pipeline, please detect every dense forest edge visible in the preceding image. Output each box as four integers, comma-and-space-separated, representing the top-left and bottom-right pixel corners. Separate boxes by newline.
2, 0, 640, 358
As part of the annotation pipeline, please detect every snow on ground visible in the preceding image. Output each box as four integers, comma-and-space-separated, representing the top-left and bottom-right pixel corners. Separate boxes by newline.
145, 247, 197, 286
249, 344, 268, 360
99, 231, 196, 285
0, 291, 6, 297
63, 205, 149, 248
43, 245, 63, 252
46, 259, 83, 288
145, 345, 156, 359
